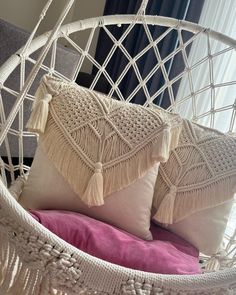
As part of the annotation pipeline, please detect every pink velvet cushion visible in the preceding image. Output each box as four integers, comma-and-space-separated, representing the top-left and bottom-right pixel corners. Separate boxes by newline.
30, 210, 201, 275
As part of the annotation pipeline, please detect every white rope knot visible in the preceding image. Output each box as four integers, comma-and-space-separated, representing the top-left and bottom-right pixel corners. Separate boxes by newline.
42, 93, 52, 103
169, 185, 177, 196
94, 162, 102, 173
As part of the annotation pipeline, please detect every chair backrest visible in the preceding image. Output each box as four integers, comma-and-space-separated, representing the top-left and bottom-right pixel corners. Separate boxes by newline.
0, 13, 236, 185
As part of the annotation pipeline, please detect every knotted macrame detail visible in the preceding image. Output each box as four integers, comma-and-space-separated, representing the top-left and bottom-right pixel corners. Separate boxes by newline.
81, 162, 104, 207
27, 75, 183, 207
153, 119, 236, 224
155, 185, 177, 224
27, 76, 58, 134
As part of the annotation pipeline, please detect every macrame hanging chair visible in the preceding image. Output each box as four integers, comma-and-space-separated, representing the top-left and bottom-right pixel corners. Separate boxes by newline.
0, 0, 236, 294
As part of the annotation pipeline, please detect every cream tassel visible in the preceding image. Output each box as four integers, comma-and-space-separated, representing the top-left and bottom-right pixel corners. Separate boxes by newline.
152, 127, 171, 162
155, 185, 177, 224
81, 162, 104, 207
26, 93, 52, 134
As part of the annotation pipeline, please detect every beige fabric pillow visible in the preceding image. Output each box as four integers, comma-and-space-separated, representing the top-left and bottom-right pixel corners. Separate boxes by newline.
26, 75, 182, 208
152, 119, 236, 254
153, 119, 236, 224
20, 145, 159, 240
153, 200, 233, 255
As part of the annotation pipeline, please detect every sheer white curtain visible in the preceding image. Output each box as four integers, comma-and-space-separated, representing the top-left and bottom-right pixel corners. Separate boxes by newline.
177, 0, 236, 134
177, 0, 236, 245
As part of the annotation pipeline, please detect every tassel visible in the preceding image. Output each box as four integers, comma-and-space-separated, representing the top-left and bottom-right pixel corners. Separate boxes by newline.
81, 162, 104, 207
152, 127, 171, 162
26, 93, 52, 134
154, 185, 177, 224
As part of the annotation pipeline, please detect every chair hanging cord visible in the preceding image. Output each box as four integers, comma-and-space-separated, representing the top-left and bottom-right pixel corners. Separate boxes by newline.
137, 0, 149, 15
0, 0, 75, 146
21, 0, 54, 56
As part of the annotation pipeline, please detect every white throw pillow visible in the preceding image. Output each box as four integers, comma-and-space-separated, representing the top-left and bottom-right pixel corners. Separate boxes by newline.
152, 119, 236, 254
20, 145, 159, 240
153, 200, 233, 255
25, 75, 182, 208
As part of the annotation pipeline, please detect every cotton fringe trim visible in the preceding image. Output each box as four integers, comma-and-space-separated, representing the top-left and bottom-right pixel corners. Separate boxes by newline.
0, 231, 42, 295
153, 175, 236, 224
26, 85, 53, 134
26, 76, 60, 135
40, 114, 181, 206
0, 230, 69, 295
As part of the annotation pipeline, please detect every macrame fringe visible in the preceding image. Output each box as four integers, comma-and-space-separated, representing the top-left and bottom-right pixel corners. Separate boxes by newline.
81, 162, 104, 207
174, 177, 236, 222
154, 185, 177, 224
30, 74, 182, 206
40, 115, 181, 206
0, 229, 69, 295
0, 232, 38, 295
153, 175, 236, 224
168, 124, 182, 153
149, 104, 183, 154
151, 124, 181, 162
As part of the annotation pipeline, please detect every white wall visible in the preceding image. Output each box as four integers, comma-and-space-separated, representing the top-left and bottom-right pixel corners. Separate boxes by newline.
0, 0, 106, 73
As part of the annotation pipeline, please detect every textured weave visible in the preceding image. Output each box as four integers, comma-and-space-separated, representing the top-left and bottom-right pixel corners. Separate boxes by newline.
27, 75, 182, 206
153, 119, 236, 224
0, 18, 80, 157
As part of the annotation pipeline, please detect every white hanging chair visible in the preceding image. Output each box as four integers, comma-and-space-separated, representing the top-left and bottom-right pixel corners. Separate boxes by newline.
0, 0, 236, 294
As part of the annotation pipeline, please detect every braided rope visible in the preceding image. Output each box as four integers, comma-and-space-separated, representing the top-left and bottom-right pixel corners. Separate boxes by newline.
0, 0, 75, 148
0, 180, 236, 293
137, 0, 149, 15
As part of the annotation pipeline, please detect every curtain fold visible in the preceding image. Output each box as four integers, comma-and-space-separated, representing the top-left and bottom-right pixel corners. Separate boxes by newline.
177, 0, 236, 133
94, 0, 204, 107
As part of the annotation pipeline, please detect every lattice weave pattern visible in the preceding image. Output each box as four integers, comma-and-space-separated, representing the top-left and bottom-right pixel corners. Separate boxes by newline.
0, 188, 236, 295
153, 119, 236, 224
27, 75, 182, 207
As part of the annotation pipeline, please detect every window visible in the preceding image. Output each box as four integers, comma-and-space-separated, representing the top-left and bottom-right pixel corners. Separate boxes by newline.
176, 0, 236, 134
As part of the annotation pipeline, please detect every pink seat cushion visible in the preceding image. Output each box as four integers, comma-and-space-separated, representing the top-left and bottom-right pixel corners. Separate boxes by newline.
30, 210, 201, 275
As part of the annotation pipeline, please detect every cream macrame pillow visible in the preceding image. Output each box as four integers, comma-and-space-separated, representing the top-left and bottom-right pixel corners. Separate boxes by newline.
20, 145, 159, 240
163, 199, 234, 255
152, 119, 236, 254
26, 75, 182, 207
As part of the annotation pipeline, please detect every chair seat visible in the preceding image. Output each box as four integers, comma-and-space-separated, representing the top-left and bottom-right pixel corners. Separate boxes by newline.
30, 209, 201, 275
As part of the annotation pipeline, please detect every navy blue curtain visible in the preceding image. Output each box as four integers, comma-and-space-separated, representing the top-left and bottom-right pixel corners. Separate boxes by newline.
93, 0, 204, 108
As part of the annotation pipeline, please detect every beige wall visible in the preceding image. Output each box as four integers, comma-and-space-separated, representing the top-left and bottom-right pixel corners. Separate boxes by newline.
0, 0, 106, 73
0, 0, 47, 32
69, 0, 106, 73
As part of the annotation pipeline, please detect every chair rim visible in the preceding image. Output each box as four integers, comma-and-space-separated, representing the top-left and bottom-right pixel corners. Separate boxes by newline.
1, 14, 236, 84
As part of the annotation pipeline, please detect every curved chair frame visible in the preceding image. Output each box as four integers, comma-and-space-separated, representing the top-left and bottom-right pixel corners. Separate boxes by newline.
0, 0, 235, 294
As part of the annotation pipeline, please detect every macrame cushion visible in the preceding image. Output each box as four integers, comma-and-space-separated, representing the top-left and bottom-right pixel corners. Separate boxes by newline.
152, 119, 236, 254
25, 75, 182, 208
163, 199, 234, 255
20, 145, 159, 240
29, 210, 201, 275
